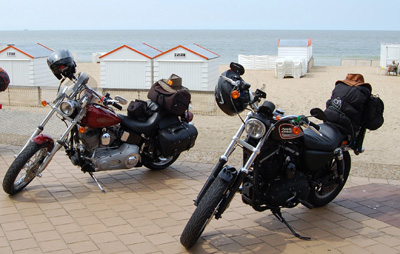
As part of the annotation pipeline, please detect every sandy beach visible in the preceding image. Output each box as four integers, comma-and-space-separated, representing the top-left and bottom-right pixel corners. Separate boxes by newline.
1, 62, 399, 179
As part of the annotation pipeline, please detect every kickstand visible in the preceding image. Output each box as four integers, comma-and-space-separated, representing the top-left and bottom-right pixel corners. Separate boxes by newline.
89, 172, 106, 193
272, 209, 311, 240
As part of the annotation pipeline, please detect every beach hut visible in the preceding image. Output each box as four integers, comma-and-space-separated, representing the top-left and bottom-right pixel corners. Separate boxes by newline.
0, 43, 56, 87
99, 43, 162, 89
380, 43, 400, 68
276, 39, 313, 78
153, 44, 220, 91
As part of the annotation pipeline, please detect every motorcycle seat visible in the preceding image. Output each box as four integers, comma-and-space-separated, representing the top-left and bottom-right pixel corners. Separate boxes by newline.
118, 102, 162, 135
303, 122, 345, 152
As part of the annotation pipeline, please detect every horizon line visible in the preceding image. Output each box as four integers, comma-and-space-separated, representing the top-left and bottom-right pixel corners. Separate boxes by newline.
1, 28, 400, 32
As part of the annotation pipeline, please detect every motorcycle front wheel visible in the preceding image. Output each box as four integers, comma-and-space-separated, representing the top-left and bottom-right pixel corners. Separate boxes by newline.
308, 151, 351, 207
180, 176, 230, 249
3, 142, 50, 195
143, 153, 180, 170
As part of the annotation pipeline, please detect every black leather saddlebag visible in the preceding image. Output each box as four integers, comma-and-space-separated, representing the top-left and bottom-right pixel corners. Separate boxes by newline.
159, 122, 198, 157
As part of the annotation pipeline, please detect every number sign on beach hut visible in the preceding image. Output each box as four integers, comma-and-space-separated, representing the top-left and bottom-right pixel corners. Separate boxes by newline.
0, 43, 56, 87
153, 44, 220, 91
99, 43, 162, 89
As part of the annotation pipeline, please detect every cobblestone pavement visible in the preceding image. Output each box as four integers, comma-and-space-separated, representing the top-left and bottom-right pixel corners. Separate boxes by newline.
0, 144, 399, 254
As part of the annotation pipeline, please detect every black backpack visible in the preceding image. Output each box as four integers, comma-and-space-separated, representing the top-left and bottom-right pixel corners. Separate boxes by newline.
363, 94, 384, 130
325, 82, 371, 136
325, 74, 384, 136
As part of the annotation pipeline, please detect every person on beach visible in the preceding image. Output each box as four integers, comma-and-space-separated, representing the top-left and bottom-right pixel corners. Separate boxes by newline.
386, 60, 398, 75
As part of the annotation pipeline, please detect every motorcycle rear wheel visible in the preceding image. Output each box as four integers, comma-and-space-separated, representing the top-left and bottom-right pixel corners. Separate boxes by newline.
3, 142, 50, 195
143, 153, 180, 170
308, 151, 351, 207
180, 176, 230, 249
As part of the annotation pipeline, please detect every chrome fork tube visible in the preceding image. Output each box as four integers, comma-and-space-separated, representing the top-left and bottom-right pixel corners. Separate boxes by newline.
17, 100, 63, 157
36, 120, 77, 175
221, 113, 251, 161
36, 98, 88, 176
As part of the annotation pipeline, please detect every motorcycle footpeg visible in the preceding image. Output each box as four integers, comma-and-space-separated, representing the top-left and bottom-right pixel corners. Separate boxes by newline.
298, 198, 313, 209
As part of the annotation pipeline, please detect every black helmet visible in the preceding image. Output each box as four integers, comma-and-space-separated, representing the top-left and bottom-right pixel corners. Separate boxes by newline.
47, 49, 76, 80
215, 70, 250, 116
0, 67, 10, 92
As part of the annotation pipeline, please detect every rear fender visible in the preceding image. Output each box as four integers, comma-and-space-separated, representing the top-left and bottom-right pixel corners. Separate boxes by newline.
32, 134, 54, 151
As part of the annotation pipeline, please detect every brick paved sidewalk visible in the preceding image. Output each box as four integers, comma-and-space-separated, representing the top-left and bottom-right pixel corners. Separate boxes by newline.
0, 144, 399, 254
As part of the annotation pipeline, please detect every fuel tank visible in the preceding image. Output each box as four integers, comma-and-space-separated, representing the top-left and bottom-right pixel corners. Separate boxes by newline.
272, 122, 303, 141
81, 104, 121, 128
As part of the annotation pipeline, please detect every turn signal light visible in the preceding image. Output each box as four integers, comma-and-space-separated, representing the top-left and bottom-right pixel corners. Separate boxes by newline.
231, 90, 240, 99
292, 126, 301, 135
78, 126, 86, 134
41, 100, 48, 107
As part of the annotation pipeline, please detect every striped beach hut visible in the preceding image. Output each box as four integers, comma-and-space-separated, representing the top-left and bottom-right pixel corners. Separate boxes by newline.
99, 43, 162, 89
0, 43, 56, 87
154, 44, 220, 91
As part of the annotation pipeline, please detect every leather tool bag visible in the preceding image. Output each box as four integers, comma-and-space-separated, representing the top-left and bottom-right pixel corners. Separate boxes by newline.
148, 82, 191, 115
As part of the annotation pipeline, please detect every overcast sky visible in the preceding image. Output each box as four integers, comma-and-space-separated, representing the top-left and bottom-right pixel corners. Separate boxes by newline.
2, 0, 398, 31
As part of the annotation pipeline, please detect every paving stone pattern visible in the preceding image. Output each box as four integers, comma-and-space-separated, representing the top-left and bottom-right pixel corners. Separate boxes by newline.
0, 144, 399, 254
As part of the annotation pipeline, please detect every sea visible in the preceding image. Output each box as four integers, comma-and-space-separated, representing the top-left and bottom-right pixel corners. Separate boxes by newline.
1, 30, 400, 66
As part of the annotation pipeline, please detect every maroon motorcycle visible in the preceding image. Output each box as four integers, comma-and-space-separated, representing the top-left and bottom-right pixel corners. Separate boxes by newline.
3, 49, 197, 194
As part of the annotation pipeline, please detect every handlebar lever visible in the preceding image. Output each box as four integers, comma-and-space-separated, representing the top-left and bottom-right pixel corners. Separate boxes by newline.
299, 116, 323, 137
220, 75, 237, 86
255, 89, 266, 99
308, 125, 323, 137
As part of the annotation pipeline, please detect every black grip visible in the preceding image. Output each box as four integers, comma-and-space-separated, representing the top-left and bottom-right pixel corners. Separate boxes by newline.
309, 121, 320, 131
112, 102, 123, 110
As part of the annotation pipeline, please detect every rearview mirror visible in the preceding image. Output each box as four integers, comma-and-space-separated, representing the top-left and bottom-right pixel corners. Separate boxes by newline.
310, 108, 327, 121
115, 95, 128, 105
230, 62, 245, 76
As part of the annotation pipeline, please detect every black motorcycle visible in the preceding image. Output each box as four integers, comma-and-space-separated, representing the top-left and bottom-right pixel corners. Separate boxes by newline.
180, 62, 366, 248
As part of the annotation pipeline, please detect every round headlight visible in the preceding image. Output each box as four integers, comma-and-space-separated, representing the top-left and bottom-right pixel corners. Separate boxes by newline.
245, 118, 266, 139
60, 101, 77, 116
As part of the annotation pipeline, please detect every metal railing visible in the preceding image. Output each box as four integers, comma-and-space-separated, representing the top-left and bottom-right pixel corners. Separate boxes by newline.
0, 86, 224, 115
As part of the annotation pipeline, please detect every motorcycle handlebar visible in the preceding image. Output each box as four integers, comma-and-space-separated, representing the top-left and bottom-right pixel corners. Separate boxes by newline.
101, 93, 122, 110
112, 102, 123, 110
309, 120, 320, 131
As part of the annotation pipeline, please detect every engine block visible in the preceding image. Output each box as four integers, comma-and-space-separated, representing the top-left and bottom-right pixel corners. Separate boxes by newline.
93, 143, 140, 171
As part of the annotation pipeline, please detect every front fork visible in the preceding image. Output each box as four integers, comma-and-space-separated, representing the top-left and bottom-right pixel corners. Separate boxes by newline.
34, 120, 79, 176
195, 112, 268, 206
28, 98, 89, 177
194, 116, 248, 206
17, 100, 63, 157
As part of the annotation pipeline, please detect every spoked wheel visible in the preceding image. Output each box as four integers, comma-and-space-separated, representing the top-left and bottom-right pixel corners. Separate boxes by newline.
143, 153, 180, 170
308, 151, 351, 207
180, 176, 230, 249
3, 142, 50, 195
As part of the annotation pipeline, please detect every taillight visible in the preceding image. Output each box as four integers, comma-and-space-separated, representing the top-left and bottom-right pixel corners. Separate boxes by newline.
185, 111, 194, 122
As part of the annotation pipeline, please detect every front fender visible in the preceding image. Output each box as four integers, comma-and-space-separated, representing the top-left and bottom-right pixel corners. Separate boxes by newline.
32, 134, 54, 151
218, 165, 237, 183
